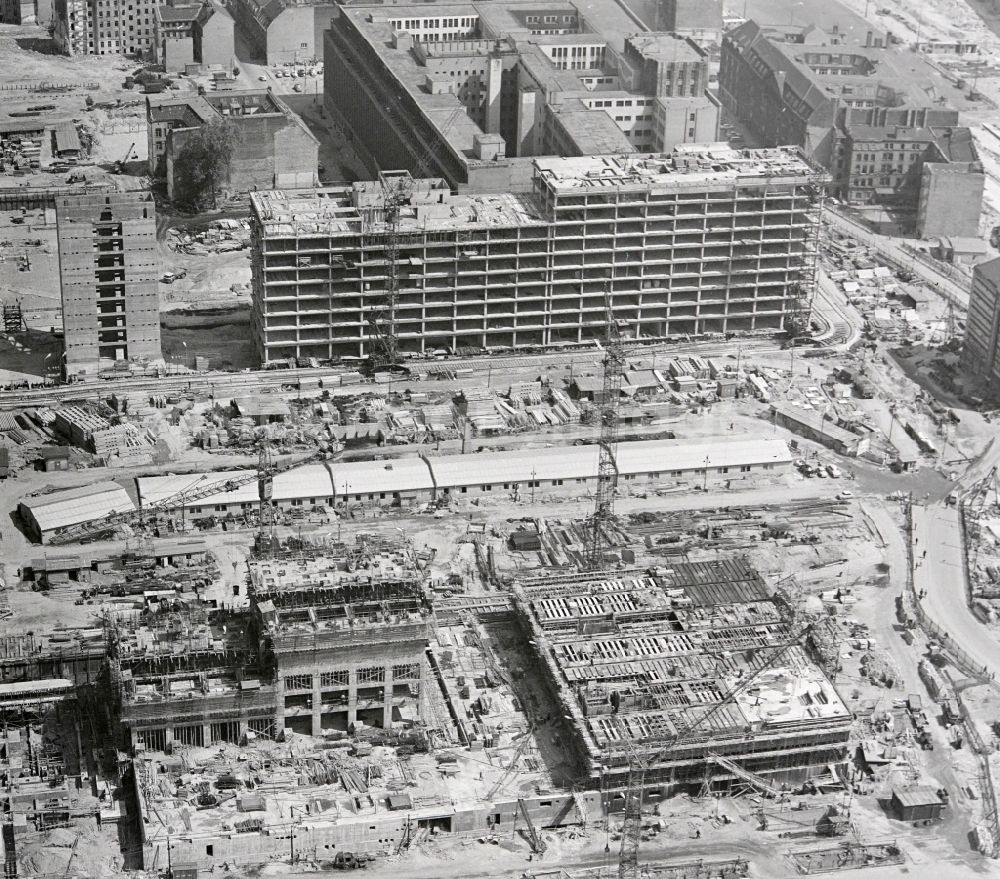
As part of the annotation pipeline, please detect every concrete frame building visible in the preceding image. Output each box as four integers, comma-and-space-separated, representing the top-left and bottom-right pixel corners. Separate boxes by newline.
146, 90, 318, 194
249, 146, 824, 363
961, 256, 1000, 396
54, 0, 158, 56
514, 560, 853, 795
253, 567, 430, 735
56, 191, 162, 379
116, 551, 430, 748
324, 0, 719, 192
719, 19, 984, 234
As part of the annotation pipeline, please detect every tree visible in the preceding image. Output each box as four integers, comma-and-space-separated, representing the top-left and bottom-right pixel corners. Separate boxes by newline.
171, 119, 242, 211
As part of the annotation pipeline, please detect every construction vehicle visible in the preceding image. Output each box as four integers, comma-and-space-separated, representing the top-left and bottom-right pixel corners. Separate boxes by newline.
113, 142, 136, 174
48, 444, 329, 546
611, 624, 815, 879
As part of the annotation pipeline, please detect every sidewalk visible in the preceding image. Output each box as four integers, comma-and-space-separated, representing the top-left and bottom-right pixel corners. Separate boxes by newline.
912, 502, 1000, 679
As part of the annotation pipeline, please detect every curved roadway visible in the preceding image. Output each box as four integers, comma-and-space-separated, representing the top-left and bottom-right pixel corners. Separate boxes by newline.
912, 502, 1000, 679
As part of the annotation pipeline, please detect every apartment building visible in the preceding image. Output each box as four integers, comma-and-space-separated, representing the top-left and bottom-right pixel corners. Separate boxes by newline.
55, 192, 161, 378
961, 257, 1000, 396
323, 0, 718, 193
153, 1, 200, 69
153, 0, 233, 70
229, 0, 336, 65
146, 90, 317, 194
249, 146, 824, 364
719, 18, 984, 233
54, 0, 158, 55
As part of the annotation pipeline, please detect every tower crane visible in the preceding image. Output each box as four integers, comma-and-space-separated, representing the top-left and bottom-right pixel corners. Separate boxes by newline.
611, 623, 814, 879
584, 283, 625, 570
365, 107, 465, 369
47, 444, 328, 546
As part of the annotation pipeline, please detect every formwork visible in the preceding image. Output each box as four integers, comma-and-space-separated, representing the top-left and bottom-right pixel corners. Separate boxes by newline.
512, 560, 853, 798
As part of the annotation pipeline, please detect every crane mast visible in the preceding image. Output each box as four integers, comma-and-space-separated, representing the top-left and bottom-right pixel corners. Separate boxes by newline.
613, 625, 813, 879
368, 109, 464, 369
584, 284, 625, 570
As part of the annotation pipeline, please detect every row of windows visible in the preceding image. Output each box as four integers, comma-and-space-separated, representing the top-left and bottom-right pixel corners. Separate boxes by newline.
526, 14, 575, 23
391, 16, 476, 29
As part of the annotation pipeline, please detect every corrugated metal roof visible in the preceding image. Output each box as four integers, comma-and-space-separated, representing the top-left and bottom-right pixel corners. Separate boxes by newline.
892, 786, 942, 808
616, 439, 792, 476
52, 120, 80, 154
429, 445, 600, 488
21, 482, 135, 533
136, 464, 334, 508
331, 458, 434, 495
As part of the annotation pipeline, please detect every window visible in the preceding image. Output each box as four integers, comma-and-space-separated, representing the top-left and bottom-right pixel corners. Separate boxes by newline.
320, 670, 349, 687
393, 663, 420, 680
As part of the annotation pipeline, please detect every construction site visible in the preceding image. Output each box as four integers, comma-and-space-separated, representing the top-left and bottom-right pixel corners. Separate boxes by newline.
4, 227, 1000, 879
4, 0, 1000, 875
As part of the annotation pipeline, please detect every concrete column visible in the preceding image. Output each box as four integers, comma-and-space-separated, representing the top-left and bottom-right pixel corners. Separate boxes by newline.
382, 665, 394, 729
203, 723, 212, 746
347, 668, 358, 727
312, 673, 322, 736
275, 675, 286, 736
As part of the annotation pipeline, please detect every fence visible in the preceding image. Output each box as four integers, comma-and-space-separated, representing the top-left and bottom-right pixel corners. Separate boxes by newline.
905, 500, 1000, 858
0, 81, 100, 91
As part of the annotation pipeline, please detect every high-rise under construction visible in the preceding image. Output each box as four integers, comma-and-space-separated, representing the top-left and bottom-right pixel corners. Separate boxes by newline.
249, 146, 825, 364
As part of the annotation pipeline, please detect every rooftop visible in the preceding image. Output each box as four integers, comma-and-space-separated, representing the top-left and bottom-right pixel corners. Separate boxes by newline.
156, 4, 202, 22
19, 482, 137, 533
532, 146, 821, 193
251, 184, 546, 237
251, 147, 822, 236
515, 562, 851, 766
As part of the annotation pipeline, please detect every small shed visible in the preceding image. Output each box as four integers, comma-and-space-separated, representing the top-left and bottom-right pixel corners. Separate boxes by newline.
387, 792, 412, 811
890, 786, 944, 823
36, 445, 72, 472
51, 120, 81, 159
509, 530, 542, 551
231, 396, 290, 425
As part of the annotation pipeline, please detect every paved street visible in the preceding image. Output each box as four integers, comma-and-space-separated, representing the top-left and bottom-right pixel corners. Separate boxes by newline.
912, 502, 1000, 678
824, 209, 971, 311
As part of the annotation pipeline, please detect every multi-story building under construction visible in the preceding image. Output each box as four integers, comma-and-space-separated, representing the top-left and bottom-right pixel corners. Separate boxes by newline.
249, 145, 825, 363
56, 191, 162, 379
113, 545, 432, 750
513, 558, 853, 797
